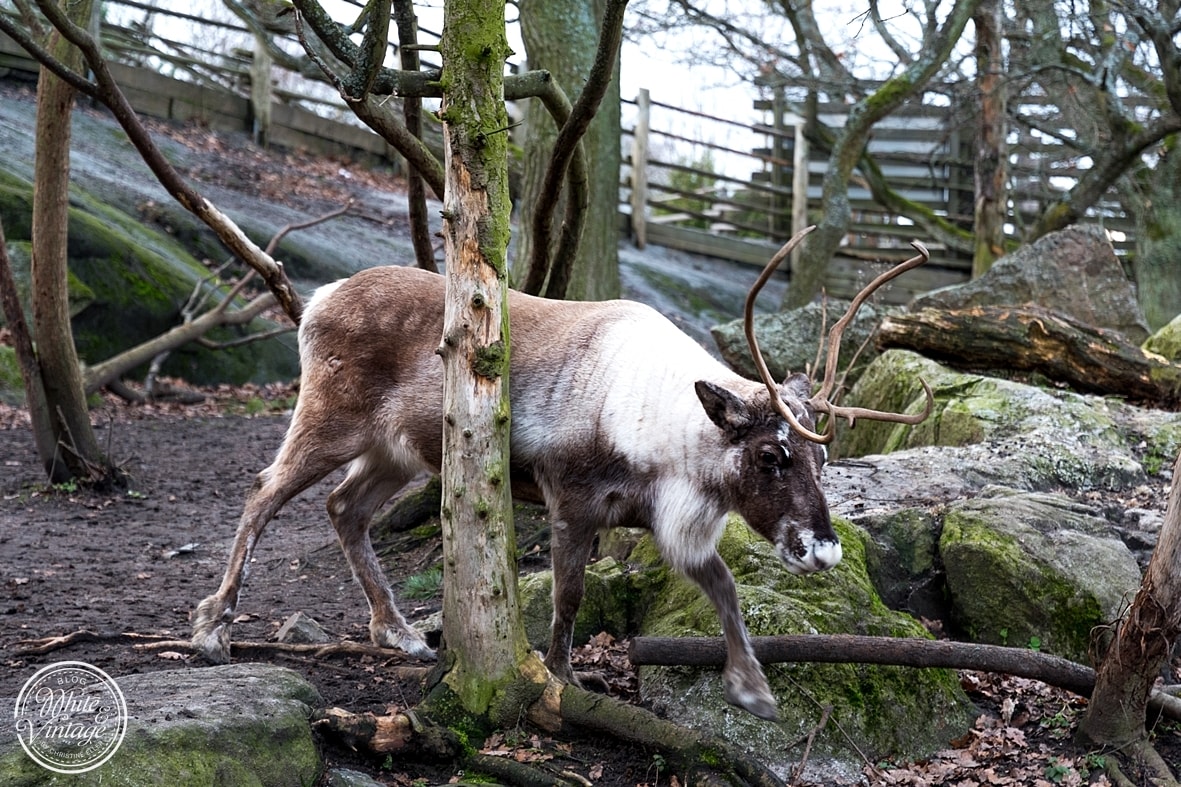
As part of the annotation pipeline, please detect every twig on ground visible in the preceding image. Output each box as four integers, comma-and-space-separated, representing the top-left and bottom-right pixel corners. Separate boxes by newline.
789, 705, 831, 786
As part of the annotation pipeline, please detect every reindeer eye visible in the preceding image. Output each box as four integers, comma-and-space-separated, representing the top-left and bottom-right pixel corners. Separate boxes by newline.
758, 445, 788, 469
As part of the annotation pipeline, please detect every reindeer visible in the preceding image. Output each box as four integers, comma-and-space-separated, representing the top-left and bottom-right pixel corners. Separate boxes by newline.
191, 228, 932, 720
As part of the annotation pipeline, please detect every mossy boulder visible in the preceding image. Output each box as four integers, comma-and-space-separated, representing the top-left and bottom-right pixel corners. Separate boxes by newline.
0, 171, 299, 386
838, 350, 1151, 492
0, 663, 322, 786
939, 487, 1141, 661
517, 557, 663, 650
633, 517, 975, 780
1143, 312, 1181, 362
855, 507, 945, 619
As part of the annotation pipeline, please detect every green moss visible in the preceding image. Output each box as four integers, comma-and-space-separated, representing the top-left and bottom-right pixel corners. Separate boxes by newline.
940, 507, 1106, 660
517, 557, 663, 650
473, 340, 506, 379
0, 171, 299, 386
422, 680, 490, 752
1142, 421, 1181, 476
636, 515, 973, 761
0, 346, 22, 405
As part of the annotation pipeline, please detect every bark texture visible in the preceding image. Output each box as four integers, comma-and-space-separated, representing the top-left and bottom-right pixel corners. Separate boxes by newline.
1078, 451, 1181, 763
514, 0, 621, 301
435, 0, 535, 720
30, 0, 114, 484
971, 0, 1007, 277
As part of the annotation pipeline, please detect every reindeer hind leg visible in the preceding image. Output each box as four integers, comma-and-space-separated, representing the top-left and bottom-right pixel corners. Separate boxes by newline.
327, 449, 435, 660
192, 419, 363, 663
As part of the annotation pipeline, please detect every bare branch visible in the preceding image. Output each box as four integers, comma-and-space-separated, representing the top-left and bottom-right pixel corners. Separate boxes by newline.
392, 0, 437, 272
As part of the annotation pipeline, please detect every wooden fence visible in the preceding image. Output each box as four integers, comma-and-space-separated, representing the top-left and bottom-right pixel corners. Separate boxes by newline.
622, 84, 1138, 303
620, 90, 974, 302
0, 2, 1138, 304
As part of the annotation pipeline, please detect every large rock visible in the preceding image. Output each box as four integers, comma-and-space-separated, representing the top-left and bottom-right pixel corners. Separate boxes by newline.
0, 170, 300, 388
633, 518, 975, 783
837, 350, 1180, 495
911, 225, 1150, 343
709, 300, 881, 382
1143, 312, 1181, 362
0, 663, 323, 786
940, 487, 1142, 661
518, 557, 661, 651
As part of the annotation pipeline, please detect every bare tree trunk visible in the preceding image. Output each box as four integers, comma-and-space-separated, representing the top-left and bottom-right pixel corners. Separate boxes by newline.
514, 0, 621, 301
1077, 451, 1181, 782
392, 0, 437, 273
434, 0, 539, 721
30, 0, 116, 485
783, 0, 981, 308
971, 0, 1007, 277
0, 219, 58, 476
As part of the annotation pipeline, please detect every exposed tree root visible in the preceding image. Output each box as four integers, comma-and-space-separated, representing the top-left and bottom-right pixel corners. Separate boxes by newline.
314, 677, 788, 787
1099, 737, 1179, 787
541, 681, 785, 787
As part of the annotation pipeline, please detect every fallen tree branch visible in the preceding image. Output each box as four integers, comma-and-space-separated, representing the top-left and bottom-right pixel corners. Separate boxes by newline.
629, 634, 1181, 722
14, 630, 172, 655
877, 305, 1181, 407
133, 638, 432, 665
14, 628, 430, 671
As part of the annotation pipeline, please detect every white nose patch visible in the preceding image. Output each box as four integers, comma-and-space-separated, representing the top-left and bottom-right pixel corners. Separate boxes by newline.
778, 537, 843, 575
811, 540, 842, 570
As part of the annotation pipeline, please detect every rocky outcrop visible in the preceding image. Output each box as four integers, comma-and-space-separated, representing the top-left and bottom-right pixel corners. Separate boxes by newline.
0, 168, 300, 388
0, 663, 323, 786
910, 224, 1149, 343
709, 300, 881, 384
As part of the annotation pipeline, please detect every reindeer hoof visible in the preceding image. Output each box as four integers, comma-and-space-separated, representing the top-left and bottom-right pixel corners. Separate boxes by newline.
734, 692, 779, 722
191, 598, 234, 663
724, 675, 779, 721
372, 626, 436, 661
191, 623, 232, 664
542, 652, 579, 686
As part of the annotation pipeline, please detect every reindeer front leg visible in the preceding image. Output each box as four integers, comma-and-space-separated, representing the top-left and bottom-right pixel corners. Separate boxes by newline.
682, 552, 778, 721
544, 517, 598, 683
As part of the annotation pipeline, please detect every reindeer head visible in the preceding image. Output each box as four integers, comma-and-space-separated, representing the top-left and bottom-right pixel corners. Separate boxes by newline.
696, 373, 839, 574
723, 226, 934, 574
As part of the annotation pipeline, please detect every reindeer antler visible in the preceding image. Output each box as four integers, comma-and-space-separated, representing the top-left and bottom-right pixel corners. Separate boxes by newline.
744, 227, 935, 444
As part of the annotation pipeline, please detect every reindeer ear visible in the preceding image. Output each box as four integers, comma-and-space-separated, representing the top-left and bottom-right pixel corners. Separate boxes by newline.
695, 381, 753, 438
781, 373, 813, 401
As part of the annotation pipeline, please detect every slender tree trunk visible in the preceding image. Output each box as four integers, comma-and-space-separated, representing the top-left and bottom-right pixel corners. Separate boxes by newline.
1077, 450, 1181, 780
784, 0, 981, 308
31, 0, 115, 485
1126, 144, 1181, 331
0, 219, 58, 476
971, 0, 1007, 278
514, 0, 621, 301
434, 0, 540, 721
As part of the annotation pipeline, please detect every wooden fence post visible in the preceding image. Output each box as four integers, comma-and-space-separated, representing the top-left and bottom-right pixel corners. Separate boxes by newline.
771, 85, 789, 238
630, 87, 650, 249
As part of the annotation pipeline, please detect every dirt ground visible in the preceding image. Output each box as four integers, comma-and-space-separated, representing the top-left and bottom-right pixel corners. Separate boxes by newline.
0, 393, 667, 785
2, 394, 1179, 787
